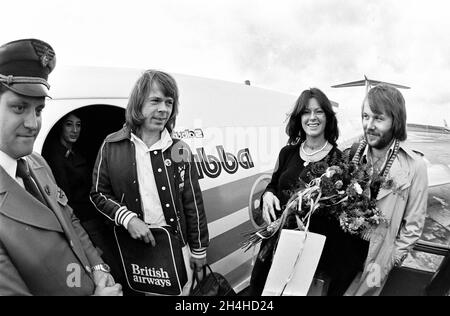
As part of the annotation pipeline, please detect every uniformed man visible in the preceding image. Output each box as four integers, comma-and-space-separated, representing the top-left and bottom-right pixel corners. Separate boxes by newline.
0, 38, 122, 296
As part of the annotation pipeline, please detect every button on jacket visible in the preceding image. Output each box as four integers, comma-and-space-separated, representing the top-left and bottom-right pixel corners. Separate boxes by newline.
90, 126, 209, 259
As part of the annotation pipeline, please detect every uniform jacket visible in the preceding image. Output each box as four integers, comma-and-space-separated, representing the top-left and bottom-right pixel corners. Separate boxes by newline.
90, 126, 209, 258
345, 142, 428, 296
0, 153, 103, 296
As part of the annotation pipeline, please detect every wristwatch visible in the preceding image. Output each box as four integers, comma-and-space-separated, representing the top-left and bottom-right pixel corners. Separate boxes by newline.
91, 263, 111, 273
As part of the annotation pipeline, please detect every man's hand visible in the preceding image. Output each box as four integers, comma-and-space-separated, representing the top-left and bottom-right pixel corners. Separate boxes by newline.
93, 275, 123, 296
127, 217, 156, 246
190, 257, 207, 282
93, 270, 115, 287
190, 257, 207, 272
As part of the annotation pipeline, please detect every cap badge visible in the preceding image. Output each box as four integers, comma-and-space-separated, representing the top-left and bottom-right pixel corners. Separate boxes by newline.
31, 40, 55, 68
40, 53, 50, 67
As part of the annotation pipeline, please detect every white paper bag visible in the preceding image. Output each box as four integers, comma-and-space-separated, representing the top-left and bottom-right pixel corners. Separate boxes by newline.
262, 229, 326, 296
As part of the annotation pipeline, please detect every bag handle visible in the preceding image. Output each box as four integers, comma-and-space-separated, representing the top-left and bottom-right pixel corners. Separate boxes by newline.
189, 264, 218, 294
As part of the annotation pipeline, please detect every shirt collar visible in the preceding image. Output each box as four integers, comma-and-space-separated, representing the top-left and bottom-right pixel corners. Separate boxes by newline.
131, 128, 173, 152
361, 139, 396, 163
0, 150, 18, 180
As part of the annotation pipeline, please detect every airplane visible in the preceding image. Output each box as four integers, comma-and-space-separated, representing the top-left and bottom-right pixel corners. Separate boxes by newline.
331, 75, 411, 94
35, 66, 450, 295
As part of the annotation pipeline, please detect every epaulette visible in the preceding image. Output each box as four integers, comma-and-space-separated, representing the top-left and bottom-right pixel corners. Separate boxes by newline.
412, 149, 424, 157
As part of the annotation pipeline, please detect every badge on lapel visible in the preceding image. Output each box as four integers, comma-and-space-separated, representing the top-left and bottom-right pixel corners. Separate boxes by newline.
165, 159, 172, 167
178, 165, 186, 192
56, 188, 68, 206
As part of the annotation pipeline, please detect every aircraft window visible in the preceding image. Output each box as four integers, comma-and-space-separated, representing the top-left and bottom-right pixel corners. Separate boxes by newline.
248, 174, 272, 229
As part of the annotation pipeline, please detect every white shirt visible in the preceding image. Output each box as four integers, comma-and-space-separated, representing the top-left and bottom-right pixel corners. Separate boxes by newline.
130, 129, 173, 227
0, 150, 24, 188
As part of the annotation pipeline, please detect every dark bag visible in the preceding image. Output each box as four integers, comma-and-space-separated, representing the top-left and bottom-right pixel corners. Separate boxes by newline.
114, 226, 187, 296
189, 264, 236, 296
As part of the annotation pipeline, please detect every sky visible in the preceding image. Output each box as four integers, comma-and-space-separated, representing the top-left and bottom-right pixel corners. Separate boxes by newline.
2, 0, 450, 125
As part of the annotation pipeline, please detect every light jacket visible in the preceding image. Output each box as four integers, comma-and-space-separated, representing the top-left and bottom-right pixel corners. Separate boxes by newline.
90, 126, 209, 258
345, 142, 428, 296
0, 153, 102, 295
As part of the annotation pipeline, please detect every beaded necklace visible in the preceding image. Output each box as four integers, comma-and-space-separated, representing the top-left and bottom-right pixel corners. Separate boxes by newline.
301, 141, 329, 167
352, 138, 400, 199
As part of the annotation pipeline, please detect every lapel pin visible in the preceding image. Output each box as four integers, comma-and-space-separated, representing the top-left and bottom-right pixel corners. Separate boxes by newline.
164, 159, 172, 167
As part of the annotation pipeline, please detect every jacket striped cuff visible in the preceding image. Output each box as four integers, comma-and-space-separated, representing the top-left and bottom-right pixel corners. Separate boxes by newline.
114, 206, 137, 228
191, 247, 207, 259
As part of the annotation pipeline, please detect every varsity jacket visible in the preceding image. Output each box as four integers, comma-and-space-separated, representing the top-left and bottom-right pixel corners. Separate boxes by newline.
90, 126, 209, 259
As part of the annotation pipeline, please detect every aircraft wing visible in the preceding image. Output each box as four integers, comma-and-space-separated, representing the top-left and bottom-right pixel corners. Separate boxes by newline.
331, 80, 367, 88
427, 164, 450, 187
331, 78, 411, 89
365, 79, 410, 89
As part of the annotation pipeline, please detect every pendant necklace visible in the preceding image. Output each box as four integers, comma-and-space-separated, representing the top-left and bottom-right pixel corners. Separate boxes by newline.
301, 141, 329, 167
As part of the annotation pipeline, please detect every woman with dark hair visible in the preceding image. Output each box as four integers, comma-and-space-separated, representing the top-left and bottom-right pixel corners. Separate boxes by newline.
249, 88, 366, 296
43, 110, 105, 241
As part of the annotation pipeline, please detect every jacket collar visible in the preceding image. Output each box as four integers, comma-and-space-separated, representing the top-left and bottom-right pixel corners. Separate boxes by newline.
1, 155, 92, 269
131, 128, 173, 153
0, 150, 18, 181
105, 125, 133, 143
106, 126, 174, 148
0, 163, 63, 232
362, 140, 418, 162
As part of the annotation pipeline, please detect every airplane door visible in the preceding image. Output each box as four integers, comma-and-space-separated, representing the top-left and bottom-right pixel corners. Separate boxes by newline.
41, 104, 125, 168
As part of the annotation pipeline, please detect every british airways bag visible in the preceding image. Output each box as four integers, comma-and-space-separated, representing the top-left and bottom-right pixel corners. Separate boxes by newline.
114, 226, 187, 295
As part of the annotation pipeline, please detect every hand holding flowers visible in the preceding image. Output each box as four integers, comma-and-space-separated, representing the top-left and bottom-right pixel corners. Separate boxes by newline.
242, 154, 390, 251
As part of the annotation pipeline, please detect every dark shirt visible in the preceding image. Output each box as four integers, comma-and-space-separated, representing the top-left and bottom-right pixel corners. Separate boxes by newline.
265, 143, 342, 209
43, 141, 99, 222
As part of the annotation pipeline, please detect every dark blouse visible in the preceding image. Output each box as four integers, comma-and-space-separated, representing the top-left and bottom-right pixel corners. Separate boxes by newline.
264, 143, 369, 295
265, 143, 342, 209
43, 142, 99, 222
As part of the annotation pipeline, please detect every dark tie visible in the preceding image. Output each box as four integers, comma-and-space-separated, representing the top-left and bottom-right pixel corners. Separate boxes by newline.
16, 159, 47, 206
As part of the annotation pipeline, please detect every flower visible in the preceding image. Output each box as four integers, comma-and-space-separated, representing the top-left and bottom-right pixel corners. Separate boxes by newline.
242, 153, 388, 251
325, 167, 336, 178
382, 177, 395, 190
310, 161, 328, 177
353, 182, 363, 195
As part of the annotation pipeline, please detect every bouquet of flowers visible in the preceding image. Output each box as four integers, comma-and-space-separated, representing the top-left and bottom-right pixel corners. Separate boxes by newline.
242, 150, 391, 252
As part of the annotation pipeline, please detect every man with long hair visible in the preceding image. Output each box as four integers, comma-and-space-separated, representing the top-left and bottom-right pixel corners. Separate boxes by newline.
91, 70, 209, 295
345, 84, 428, 295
